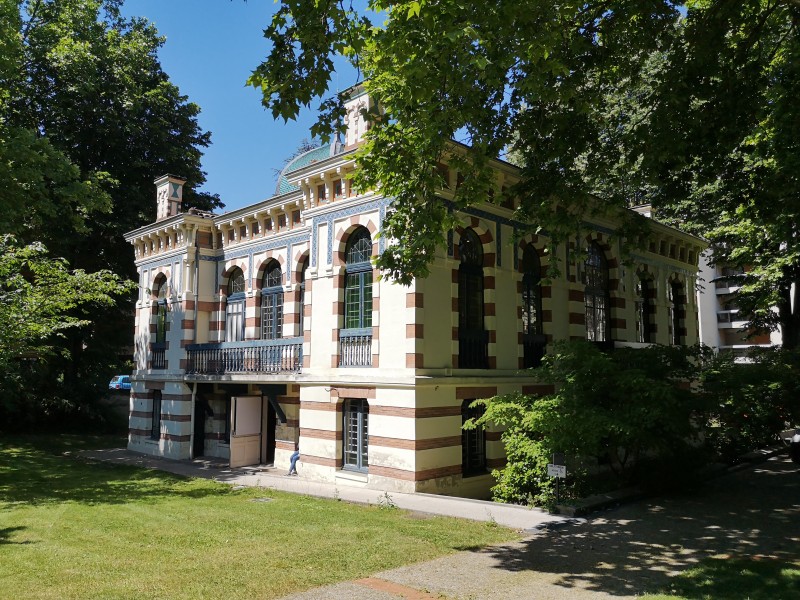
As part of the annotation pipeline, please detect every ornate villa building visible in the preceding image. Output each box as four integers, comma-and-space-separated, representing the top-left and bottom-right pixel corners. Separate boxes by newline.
124, 87, 706, 498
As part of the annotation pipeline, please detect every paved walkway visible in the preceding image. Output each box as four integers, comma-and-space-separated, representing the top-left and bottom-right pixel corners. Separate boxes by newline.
78, 448, 569, 531
80, 449, 800, 599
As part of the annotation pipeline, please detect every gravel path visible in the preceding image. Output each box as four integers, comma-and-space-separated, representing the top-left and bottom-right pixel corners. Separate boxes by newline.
283, 455, 800, 599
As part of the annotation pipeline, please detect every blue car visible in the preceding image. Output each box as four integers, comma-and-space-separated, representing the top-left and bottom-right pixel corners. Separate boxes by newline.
108, 375, 131, 391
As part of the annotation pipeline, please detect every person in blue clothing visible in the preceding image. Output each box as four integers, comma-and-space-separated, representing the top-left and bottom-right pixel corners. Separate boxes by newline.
287, 444, 300, 476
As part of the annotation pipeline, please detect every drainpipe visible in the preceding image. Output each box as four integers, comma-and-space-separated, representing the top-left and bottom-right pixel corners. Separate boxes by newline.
189, 381, 197, 459
193, 227, 199, 346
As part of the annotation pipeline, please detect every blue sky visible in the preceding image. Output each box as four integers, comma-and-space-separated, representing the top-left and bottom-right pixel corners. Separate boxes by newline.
122, 1, 359, 213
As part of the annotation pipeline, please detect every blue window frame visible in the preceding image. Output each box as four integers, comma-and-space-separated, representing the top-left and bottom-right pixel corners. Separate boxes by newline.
344, 228, 373, 330
261, 261, 283, 340
151, 390, 162, 440
226, 268, 246, 342
343, 399, 369, 472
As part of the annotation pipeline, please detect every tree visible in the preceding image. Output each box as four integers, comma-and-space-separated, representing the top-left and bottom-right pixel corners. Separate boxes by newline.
250, 0, 681, 283
469, 341, 709, 506
251, 1, 800, 347
0, 236, 133, 428
1, 0, 223, 405
645, 1, 800, 348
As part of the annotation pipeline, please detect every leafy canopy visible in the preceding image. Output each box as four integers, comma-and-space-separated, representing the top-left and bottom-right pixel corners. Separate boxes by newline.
250, 1, 681, 283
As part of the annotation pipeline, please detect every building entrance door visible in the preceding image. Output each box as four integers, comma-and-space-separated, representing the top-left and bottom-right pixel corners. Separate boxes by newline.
229, 396, 262, 468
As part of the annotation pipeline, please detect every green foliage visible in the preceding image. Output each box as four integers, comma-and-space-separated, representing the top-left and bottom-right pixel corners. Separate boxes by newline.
701, 348, 800, 463
647, 1, 800, 348
253, 1, 800, 344
0, 236, 133, 430
471, 341, 710, 506
0, 0, 222, 424
251, 1, 680, 284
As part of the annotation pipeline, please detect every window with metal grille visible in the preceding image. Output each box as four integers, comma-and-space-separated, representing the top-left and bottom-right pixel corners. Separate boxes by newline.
521, 245, 545, 367
584, 242, 610, 342
343, 399, 369, 472
458, 228, 487, 368
669, 281, 683, 345
299, 256, 309, 334
344, 228, 373, 329
261, 261, 283, 340
151, 391, 162, 440
154, 277, 168, 344
635, 277, 653, 343
226, 268, 246, 342
461, 400, 486, 476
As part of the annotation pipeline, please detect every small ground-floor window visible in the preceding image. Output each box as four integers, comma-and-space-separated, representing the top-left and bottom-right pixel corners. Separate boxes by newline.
151, 391, 162, 440
461, 400, 486, 476
343, 399, 368, 472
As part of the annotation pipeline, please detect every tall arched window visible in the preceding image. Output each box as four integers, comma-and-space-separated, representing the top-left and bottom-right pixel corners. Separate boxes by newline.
340, 228, 373, 367
584, 242, 610, 343
461, 400, 486, 476
669, 280, 684, 346
343, 398, 369, 472
153, 276, 168, 345
458, 228, 487, 368
521, 245, 545, 367
635, 276, 653, 343
344, 228, 373, 329
261, 261, 283, 340
225, 267, 246, 342
298, 256, 309, 335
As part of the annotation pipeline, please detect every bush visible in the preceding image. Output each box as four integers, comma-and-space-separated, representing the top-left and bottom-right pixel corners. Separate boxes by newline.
470, 341, 712, 506
701, 347, 800, 462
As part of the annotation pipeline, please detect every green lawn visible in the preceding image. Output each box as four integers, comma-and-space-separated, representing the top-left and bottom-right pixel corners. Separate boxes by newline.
0, 435, 517, 599
641, 558, 800, 600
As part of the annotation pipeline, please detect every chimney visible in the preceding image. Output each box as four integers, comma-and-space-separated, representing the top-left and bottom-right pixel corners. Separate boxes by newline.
155, 174, 186, 221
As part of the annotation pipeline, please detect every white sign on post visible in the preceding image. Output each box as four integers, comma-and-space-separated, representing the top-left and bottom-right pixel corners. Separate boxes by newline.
547, 463, 567, 478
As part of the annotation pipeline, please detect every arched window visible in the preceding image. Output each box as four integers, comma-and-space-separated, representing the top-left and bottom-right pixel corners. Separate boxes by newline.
521, 245, 545, 367
261, 261, 283, 340
151, 390, 162, 440
153, 276, 168, 345
668, 280, 684, 345
225, 267, 246, 342
458, 228, 487, 368
298, 256, 309, 335
461, 400, 486, 476
343, 399, 369, 472
635, 276, 653, 343
344, 228, 373, 330
584, 242, 610, 343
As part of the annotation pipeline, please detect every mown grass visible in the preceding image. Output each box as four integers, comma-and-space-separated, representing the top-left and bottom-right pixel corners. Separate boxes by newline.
0, 435, 518, 599
642, 557, 800, 600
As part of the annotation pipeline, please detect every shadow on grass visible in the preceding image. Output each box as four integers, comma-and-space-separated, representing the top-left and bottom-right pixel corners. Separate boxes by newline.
0, 438, 231, 507
474, 456, 800, 598
668, 557, 800, 600
0, 526, 28, 544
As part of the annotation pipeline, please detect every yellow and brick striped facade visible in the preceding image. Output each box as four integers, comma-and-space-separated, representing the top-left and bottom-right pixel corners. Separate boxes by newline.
124, 90, 705, 499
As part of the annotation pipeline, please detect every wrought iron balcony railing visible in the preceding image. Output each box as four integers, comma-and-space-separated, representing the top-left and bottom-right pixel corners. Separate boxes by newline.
186, 337, 303, 375
339, 328, 373, 367
150, 343, 166, 370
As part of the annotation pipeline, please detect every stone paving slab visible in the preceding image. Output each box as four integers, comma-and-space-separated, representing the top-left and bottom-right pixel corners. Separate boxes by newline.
78, 448, 568, 530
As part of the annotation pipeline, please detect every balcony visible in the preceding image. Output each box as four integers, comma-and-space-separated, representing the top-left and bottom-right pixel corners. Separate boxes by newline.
150, 343, 166, 370
186, 337, 303, 375
339, 328, 372, 367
